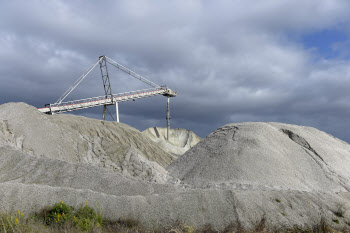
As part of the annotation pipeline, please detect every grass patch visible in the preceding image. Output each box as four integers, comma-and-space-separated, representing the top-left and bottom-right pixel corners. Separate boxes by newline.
0, 203, 349, 232
0, 210, 26, 233
1, 201, 104, 232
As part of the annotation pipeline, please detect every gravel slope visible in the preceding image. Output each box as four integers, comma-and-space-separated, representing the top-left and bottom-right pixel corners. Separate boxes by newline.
1, 103, 350, 230
168, 122, 350, 192
0, 102, 175, 181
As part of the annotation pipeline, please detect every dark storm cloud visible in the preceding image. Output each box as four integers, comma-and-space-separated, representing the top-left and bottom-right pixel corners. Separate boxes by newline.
1, 0, 350, 141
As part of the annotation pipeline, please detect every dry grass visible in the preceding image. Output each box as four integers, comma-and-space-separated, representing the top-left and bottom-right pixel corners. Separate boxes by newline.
1, 207, 350, 233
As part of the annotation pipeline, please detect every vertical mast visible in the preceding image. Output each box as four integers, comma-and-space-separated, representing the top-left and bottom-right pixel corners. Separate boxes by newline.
166, 96, 170, 141
99, 55, 113, 120
116, 102, 119, 123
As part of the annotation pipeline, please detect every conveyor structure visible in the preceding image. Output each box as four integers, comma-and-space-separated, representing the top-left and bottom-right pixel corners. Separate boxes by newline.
38, 55, 177, 140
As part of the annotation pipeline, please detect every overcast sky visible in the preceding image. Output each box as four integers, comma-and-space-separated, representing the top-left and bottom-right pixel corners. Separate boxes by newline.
2, 0, 350, 141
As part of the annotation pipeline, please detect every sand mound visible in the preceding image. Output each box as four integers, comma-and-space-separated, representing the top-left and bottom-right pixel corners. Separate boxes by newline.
168, 122, 350, 192
142, 127, 201, 156
0, 145, 178, 196
0, 102, 175, 181
1, 103, 350, 230
1, 171, 350, 230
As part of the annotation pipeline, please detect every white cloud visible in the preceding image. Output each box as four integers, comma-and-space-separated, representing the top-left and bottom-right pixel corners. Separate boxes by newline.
1, 0, 350, 139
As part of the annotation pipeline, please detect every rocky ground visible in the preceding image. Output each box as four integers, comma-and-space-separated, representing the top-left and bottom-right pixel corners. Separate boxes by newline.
0, 102, 350, 231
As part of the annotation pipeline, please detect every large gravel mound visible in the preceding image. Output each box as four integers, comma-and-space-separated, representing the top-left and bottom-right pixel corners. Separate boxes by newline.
0, 102, 175, 181
168, 122, 350, 192
142, 127, 201, 156
0, 145, 179, 196
1, 174, 350, 230
1, 145, 350, 230
1, 103, 350, 230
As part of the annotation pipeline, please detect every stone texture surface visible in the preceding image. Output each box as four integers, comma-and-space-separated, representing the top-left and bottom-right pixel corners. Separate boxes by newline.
168, 122, 350, 193
0, 146, 178, 196
0, 180, 350, 230
1, 103, 350, 230
0, 102, 175, 181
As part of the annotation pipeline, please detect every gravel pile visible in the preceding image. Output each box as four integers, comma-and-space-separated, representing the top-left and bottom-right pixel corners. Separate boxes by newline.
1, 103, 350, 230
142, 127, 201, 156
0, 102, 175, 182
168, 122, 350, 192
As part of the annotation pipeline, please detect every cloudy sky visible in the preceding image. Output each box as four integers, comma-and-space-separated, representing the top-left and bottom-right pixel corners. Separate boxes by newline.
1, 0, 350, 141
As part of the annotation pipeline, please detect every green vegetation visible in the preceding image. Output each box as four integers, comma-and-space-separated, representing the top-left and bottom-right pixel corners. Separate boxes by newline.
333, 219, 340, 224
45, 201, 72, 225
0, 201, 104, 232
0, 210, 25, 233
0, 202, 349, 232
73, 204, 102, 231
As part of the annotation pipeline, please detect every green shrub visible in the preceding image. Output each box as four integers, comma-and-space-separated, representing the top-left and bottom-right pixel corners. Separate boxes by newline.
39, 201, 104, 232
73, 217, 94, 231
46, 201, 72, 225
75, 205, 95, 220
73, 204, 102, 231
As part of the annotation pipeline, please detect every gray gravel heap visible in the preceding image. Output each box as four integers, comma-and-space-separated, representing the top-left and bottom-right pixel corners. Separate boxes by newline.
0, 145, 179, 196
0, 102, 175, 182
1, 103, 350, 230
168, 122, 350, 192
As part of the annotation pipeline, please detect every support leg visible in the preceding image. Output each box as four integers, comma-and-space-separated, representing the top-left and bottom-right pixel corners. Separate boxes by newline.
103, 105, 106, 121
166, 97, 170, 141
116, 102, 119, 122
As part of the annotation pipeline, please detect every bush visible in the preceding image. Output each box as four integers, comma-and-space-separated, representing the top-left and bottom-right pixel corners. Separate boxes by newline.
42, 201, 102, 232
73, 204, 101, 231
45, 201, 72, 225
75, 205, 96, 220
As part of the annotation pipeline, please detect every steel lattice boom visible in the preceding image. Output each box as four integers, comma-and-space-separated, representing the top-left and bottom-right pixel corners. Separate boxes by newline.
38, 87, 176, 114
38, 56, 177, 139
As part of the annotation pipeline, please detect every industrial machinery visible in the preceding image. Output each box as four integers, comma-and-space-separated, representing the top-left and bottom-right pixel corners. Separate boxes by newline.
38, 55, 177, 140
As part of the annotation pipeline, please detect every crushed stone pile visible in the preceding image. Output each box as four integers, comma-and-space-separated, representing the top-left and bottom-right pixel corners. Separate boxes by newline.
168, 122, 350, 192
0, 102, 175, 182
142, 127, 201, 156
1, 103, 350, 230
1, 171, 350, 230
0, 146, 179, 196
